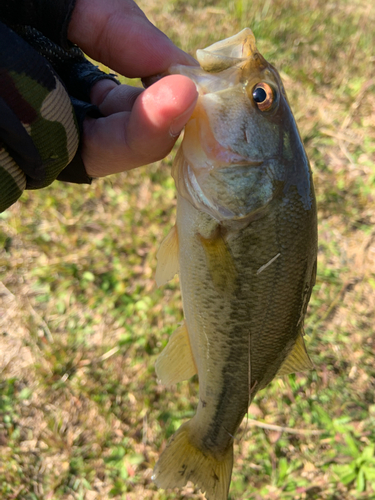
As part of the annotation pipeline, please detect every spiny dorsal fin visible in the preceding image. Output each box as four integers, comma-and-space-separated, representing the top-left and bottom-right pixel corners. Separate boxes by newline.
277, 333, 314, 377
155, 321, 197, 386
155, 225, 179, 287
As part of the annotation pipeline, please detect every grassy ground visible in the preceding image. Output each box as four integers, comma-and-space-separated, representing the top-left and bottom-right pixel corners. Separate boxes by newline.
1, 0, 375, 499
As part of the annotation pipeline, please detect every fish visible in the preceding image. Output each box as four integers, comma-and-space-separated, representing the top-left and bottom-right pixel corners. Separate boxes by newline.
152, 28, 317, 500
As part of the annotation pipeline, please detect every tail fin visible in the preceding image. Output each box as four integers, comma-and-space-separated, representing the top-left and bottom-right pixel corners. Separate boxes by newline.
152, 421, 233, 500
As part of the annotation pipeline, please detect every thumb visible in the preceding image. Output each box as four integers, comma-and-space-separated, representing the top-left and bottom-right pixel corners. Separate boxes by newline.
82, 75, 198, 177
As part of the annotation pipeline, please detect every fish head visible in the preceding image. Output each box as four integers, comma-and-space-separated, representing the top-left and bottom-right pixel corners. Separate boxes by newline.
169, 29, 313, 223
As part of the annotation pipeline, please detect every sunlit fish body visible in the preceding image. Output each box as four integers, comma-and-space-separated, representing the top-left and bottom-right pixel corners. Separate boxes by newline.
152, 29, 317, 500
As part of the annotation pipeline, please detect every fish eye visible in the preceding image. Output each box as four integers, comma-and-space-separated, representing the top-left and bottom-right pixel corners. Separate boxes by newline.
252, 82, 274, 111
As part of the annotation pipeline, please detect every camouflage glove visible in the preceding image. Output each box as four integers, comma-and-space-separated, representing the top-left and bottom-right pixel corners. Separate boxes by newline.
0, 1, 119, 212
0, 21, 81, 212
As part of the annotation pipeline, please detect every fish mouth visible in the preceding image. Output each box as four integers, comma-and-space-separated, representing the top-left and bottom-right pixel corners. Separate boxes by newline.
167, 28, 266, 96
168, 28, 285, 223
195, 28, 258, 72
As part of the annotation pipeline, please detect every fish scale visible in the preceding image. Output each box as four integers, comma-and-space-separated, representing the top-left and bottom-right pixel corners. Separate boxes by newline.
152, 28, 317, 500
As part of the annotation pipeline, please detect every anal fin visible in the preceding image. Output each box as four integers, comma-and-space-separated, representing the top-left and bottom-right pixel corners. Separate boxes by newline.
155, 321, 197, 386
277, 333, 314, 377
155, 225, 179, 287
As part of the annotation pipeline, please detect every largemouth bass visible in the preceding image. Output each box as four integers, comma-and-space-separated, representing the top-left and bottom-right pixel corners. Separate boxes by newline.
152, 29, 317, 500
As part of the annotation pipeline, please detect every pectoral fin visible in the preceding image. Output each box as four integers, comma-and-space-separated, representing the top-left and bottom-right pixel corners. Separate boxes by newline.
155, 225, 179, 287
155, 321, 197, 386
199, 233, 237, 293
277, 333, 314, 377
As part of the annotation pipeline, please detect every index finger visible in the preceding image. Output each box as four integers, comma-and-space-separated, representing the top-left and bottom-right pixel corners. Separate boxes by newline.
68, 0, 198, 78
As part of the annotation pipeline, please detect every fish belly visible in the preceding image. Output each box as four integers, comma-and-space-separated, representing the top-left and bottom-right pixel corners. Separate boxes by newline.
176, 195, 250, 456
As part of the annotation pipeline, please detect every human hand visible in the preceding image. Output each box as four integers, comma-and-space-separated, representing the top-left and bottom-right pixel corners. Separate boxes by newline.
68, 0, 198, 178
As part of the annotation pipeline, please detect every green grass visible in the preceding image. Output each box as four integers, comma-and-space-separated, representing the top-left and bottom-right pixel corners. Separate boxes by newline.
1, 0, 375, 498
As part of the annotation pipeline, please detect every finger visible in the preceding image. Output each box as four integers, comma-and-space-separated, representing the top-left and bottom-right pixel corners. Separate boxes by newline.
82, 75, 198, 177
89, 79, 118, 107
69, 0, 198, 78
127, 75, 198, 148
90, 79, 143, 114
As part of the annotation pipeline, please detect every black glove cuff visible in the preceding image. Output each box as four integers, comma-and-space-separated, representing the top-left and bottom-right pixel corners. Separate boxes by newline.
13, 25, 120, 102
0, 0, 77, 49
